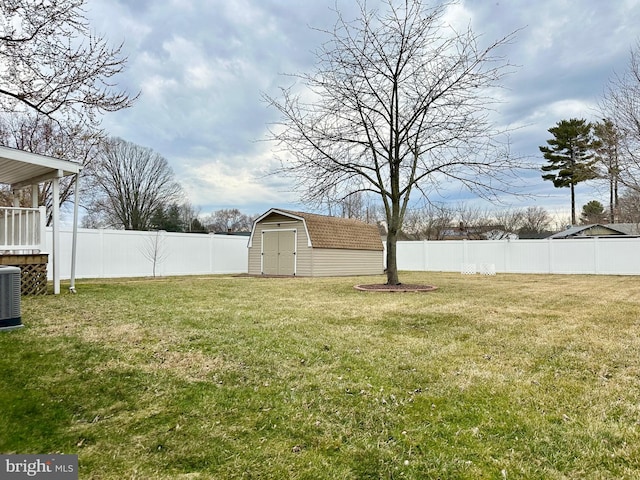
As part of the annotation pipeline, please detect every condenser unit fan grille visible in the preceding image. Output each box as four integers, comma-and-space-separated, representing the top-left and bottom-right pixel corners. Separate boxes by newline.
0, 266, 22, 330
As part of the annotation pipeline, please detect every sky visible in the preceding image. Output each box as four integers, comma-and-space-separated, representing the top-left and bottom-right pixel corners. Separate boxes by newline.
85, 0, 640, 223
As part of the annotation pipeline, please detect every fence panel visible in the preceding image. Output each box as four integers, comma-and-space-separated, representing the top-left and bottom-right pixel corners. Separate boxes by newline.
45, 228, 249, 280
505, 240, 551, 274
595, 238, 640, 275
548, 240, 596, 274
40, 230, 640, 280
397, 238, 640, 275
396, 241, 426, 271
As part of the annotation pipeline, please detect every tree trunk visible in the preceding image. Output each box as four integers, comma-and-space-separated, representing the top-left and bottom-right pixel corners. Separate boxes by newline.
570, 183, 576, 225
386, 230, 400, 285
385, 199, 402, 285
610, 176, 615, 223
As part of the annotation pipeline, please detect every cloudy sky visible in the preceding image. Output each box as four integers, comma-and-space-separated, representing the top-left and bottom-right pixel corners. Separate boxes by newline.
86, 0, 640, 221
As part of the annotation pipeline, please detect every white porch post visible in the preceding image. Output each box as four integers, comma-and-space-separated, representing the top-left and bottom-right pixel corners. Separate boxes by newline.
52, 171, 61, 294
31, 184, 38, 208
69, 173, 80, 293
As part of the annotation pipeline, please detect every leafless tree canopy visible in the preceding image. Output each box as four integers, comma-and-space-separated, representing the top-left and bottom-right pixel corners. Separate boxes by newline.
86, 137, 183, 230
0, 113, 103, 223
400, 203, 552, 240
0, 0, 136, 125
618, 190, 640, 224
520, 206, 552, 234
266, 0, 519, 283
203, 208, 256, 233
601, 41, 640, 194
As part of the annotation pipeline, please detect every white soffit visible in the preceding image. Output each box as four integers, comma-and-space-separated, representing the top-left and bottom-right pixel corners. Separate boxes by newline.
0, 145, 82, 189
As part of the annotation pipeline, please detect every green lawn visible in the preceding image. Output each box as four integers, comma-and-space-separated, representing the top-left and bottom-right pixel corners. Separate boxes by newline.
1, 272, 640, 479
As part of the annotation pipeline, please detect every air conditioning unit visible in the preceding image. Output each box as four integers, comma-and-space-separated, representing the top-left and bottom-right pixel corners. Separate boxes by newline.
0, 266, 22, 331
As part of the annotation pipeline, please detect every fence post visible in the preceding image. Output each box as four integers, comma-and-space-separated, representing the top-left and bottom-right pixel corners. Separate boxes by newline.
99, 229, 105, 278
504, 239, 509, 273
423, 240, 428, 270
209, 234, 215, 274
463, 239, 468, 266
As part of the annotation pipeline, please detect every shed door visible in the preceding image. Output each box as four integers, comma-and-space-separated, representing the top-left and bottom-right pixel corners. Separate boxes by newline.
262, 230, 296, 275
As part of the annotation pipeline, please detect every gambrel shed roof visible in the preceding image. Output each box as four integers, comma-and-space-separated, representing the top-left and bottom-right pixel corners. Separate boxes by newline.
253, 208, 383, 251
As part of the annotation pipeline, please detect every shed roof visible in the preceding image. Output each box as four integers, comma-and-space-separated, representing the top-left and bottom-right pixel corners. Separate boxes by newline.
255, 208, 383, 251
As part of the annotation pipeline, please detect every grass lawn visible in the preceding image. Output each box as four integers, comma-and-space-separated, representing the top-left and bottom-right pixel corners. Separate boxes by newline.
1, 272, 640, 479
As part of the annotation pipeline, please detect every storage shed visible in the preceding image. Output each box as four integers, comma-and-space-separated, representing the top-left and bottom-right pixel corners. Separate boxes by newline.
248, 208, 384, 276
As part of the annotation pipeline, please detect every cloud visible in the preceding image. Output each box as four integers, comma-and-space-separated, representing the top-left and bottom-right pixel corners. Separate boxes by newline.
85, 0, 640, 218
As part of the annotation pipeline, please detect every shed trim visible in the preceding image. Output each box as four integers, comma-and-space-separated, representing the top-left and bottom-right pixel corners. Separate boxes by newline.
249, 209, 311, 248
249, 208, 383, 251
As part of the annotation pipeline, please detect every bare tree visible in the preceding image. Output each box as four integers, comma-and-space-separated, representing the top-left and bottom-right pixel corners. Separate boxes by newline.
266, 0, 519, 284
203, 208, 255, 233
601, 41, 640, 195
0, 0, 136, 125
178, 202, 205, 233
618, 190, 640, 225
141, 230, 168, 277
0, 113, 103, 223
489, 208, 524, 239
85, 137, 182, 230
326, 191, 380, 223
519, 206, 551, 235
401, 203, 455, 240
453, 203, 493, 239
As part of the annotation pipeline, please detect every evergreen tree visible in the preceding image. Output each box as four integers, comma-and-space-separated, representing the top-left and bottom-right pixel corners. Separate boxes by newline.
540, 118, 598, 225
189, 217, 207, 233
593, 119, 621, 223
580, 200, 607, 224
151, 203, 186, 232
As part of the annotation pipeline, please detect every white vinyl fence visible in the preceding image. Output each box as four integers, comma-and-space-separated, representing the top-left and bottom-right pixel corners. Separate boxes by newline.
41, 229, 640, 280
44, 228, 249, 280
396, 238, 640, 275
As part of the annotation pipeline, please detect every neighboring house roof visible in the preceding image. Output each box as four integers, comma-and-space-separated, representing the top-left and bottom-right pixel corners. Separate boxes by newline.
254, 208, 384, 251
519, 231, 554, 240
213, 231, 251, 236
605, 223, 640, 235
548, 224, 630, 239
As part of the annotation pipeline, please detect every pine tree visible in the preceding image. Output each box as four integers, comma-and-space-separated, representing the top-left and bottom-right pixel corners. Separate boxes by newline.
593, 119, 621, 223
540, 118, 598, 225
580, 200, 607, 225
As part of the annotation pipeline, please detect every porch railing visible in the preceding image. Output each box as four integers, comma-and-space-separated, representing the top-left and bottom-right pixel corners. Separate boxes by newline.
0, 206, 46, 253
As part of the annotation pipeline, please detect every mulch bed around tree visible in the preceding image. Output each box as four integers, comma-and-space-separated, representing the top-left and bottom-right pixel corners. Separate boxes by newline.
354, 283, 437, 292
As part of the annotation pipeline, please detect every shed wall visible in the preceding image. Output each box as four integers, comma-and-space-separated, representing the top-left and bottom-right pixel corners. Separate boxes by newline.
310, 248, 384, 276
